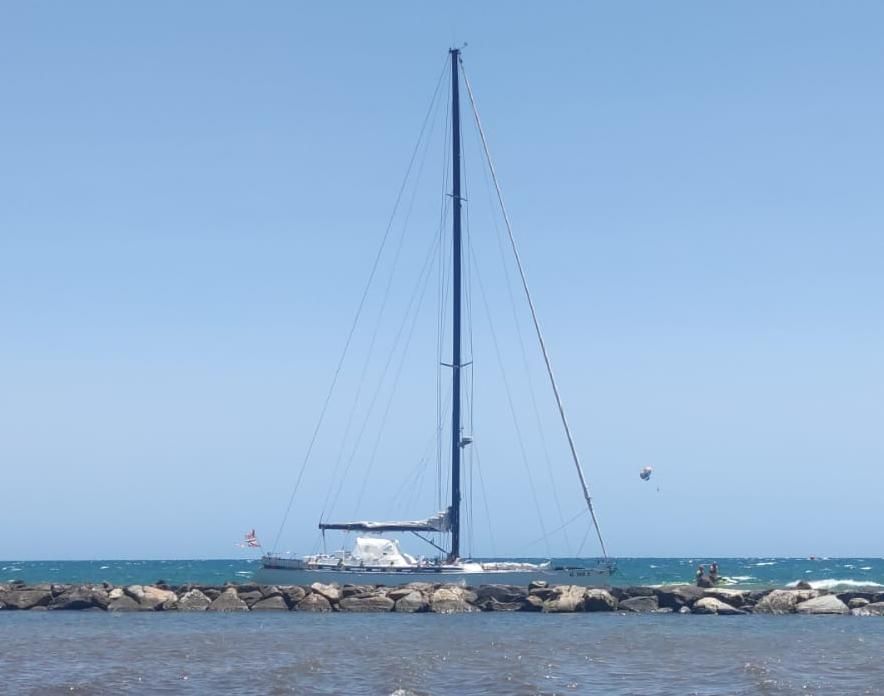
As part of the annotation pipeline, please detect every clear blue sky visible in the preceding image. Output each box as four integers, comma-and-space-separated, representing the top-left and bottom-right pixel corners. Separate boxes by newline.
1, 1, 882, 560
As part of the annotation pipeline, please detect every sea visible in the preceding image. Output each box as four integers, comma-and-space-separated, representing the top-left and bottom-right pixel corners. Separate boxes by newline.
3, 557, 884, 590
2, 558, 883, 695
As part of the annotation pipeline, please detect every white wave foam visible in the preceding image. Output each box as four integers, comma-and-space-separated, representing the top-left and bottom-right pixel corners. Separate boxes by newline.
99, 565, 109, 570
786, 578, 884, 590
860, 566, 872, 571
754, 561, 776, 566
725, 575, 756, 582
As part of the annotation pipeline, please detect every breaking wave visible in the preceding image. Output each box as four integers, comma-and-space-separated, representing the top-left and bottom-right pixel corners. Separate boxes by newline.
786, 578, 884, 590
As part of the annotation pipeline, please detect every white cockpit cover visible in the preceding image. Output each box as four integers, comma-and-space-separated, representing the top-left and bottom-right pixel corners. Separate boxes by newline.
351, 537, 417, 567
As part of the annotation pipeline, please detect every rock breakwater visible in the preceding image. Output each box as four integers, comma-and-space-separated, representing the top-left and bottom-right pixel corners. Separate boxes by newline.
2, 580, 884, 615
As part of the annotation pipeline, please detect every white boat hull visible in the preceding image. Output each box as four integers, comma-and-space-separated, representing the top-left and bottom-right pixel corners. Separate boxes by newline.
255, 560, 615, 587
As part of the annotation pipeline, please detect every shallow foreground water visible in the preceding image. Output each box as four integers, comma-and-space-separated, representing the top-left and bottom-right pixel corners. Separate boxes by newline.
2, 612, 882, 695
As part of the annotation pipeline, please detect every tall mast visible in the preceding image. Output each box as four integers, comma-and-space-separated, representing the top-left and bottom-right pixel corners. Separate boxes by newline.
448, 47, 463, 562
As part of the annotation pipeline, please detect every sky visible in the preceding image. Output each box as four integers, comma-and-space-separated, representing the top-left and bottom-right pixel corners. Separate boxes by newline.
1, 1, 882, 560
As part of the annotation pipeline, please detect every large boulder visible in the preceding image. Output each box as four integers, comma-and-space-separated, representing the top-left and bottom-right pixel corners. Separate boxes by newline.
475, 585, 530, 612
177, 589, 212, 612
584, 589, 618, 612
394, 591, 428, 613
619, 596, 659, 613
296, 593, 332, 612
0, 588, 52, 610
310, 583, 342, 603
207, 588, 249, 612
703, 588, 749, 607
279, 586, 308, 608
125, 585, 177, 611
656, 585, 705, 610
858, 602, 884, 616
542, 585, 586, 613
430, 587, 479, 614
342, 584, 377, 598
692, 597, 745, 615
476, 585, 527, 604
338, 594, 395, 613
753, 589, 818, 615
848, 598, 870, 609
50, 586, 108, 611
623, 586, 656, 598
107, 595, 142, 612
236, 590, 264, 608
837, 591, 877, 605
251, 595, 289, 611
795, 595, 849, 615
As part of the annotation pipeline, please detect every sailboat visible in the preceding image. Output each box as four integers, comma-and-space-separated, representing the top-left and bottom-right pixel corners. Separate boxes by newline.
256, 49, 615, 586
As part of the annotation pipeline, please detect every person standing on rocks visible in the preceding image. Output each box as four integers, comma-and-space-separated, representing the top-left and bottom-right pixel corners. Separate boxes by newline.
709, 562, 720, 584
696, 565, 706, 585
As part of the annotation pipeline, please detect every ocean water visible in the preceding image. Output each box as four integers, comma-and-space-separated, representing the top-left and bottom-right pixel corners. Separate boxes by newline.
1, 612, 883, 695
2, 557, 883, 590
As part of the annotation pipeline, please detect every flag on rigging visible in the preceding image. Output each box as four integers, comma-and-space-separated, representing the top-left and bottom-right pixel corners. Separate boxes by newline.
237, 529, 262, 548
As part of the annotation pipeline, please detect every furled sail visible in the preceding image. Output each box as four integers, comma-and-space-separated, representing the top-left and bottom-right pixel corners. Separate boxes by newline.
319, 509, 450, 533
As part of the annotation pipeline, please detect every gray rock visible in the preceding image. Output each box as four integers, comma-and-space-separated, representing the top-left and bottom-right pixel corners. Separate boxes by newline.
542, 585, 586, 613
233, 583, 260, 593
753, 589, 818, 615
296, 593, 332, 613
624, 586, 656, 598
208, 588, 249, 612
259, 585, 284, 599
863, 602, 884, 616
523, 595, 544, 612
430, 587, 479, 614
619, 596, 659, 613
703, 588, 749, 607
50, 587, 108, 611
475, 585, 527, 604
203, 588, 222, 601
394, 591, 428, 613
478, 598, 525, 612
584, 589, 618, 612
236, 590, 264, 608
692, 597, 745, 615
279, 586, 308, 607
177, 589, 211, 612
528, 580, 548, 591
338, 594, 395, 612
310, 582, 342, 603
0, 589, 52, 610
342, 584, 377, 598
848, 598, 870, 609
386, 587, 417, 601
837, 591, 876, 605
251, 595, 289, 611
795, 581, 813, 590
107, 595, 142, 612
795, 595, 848, 615
124, 585, 177, 611
656, 585, 705, 610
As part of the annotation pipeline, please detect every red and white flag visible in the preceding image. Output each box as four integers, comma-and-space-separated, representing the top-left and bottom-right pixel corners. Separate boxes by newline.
237, 529, 262, 548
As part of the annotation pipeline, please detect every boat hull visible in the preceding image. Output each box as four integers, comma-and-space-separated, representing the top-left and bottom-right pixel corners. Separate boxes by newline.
254, 564, 614, 587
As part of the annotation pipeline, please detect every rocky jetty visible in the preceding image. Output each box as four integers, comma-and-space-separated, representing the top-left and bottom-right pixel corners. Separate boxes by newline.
2, 580, 883, 615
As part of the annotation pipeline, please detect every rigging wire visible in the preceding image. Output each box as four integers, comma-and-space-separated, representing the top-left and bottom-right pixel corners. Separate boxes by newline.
460, 57, 610, 560
318, 65, 445, 525
436, 78, 452, 514
351, 230, 443, 517
270, 57, 449, 552
470, 243, 552, 558
472, 443, 497, 557
471, 105, 572, 553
